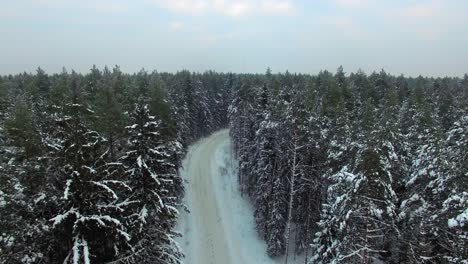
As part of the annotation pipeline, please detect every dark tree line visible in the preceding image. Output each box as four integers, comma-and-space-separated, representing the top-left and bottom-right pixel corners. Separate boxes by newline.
229, 68, 468, 263
0, 67, 229, 263
1, 66, 467, 264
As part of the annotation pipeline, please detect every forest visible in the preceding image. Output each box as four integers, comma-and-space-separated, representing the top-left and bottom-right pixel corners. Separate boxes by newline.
0, 66, 467, 263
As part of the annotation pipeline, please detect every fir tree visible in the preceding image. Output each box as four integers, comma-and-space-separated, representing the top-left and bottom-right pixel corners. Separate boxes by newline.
4, 96, 42, 159
120, 103, 183, 263
48, 103, 130, 263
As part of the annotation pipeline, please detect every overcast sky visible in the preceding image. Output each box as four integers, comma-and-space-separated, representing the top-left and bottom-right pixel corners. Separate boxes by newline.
0, 0, 467, 77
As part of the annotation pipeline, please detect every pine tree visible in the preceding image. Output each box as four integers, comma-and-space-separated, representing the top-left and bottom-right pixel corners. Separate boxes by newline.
4, 96, 42, 158
442, 115, 468, 262
266, 169, 288, 257
34, 67, 50, 96
437, 79, 455, 131
149, 72, 176, 139
170, 71, 195, 145
69, 70, 83, 104
192, 78, 214, 139
283, 91, 309, 264
83, 65, 102, 103
264, 87, 293, 258
293, 111, 325, 259
228, 82, 256, 196
48, 103, 130, 263
120, 103, 183, 263
314, 144, 399, 263
252, 84, 277, 238
400, 115, 468, 263
94, 70, 126, 159
49, 68, 70, 107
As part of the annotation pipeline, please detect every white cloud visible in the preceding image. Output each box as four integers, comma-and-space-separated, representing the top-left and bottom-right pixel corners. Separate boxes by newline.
92, 1, 129, 14
399, 1, 440, 20
261, 0, 296, 15
393, 0, 465, 40
320, 15, 352, 27
220, 1, 254, 17
396, 0, 465, 23
317, 14, 368, 39
196, 30, 240, 45
151, 0, 295, 17
332, 0, 374, 8
30, 0, 129, 14
155, 0, 209, 14
169, 21, 185, 30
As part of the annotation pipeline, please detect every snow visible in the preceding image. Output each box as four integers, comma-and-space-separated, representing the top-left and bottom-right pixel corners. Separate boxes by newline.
89, 181, 118, 200
82, 165, 96, 174
72, 237, 80, 264
69, 236, 91, 264
0, 190, 6, 207
137, 156, 143, 168
448, 218, 458, 228
76, 215, 122, 228
140, 205, 148, 224
0, 232, 15, 247
34, 192, 46, 204
51, 207, 79, 227
448, 208, 468, 228
83, 239, 90, 264
176, 129, 304, 264
117, 229, 131, 241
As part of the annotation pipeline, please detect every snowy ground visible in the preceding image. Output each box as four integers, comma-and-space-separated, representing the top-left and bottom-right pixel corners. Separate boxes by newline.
176, 130, 305, 264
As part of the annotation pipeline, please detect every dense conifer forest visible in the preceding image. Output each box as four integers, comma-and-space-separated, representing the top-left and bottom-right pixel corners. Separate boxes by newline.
0, 66, 467, 263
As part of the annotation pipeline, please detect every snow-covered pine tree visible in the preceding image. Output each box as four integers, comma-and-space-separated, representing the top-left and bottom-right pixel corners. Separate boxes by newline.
400, 115, 468, 263
83, 65, 102, 103
313, 143, 399, 263
375, 85, 409, 263
119, 102, 183, 263
285, 83, 327, 260
396, 78, 447, 262
264, 87, 294, 258
314, 90, 400, 264
253, 84, 277, 239
283, 89, 311, 264
0, 144, 55, 263
148, 72, 177, 140
167, 71, 191, 147
219, 73, 235, 128
435, 78, 456, 131
293, 111, 325, 259
199, 71, 226, 130
311, 110, 356, 264
48, 68, 71, 108
4, 95, 42, 159
228, 82, 256, 196
48, 103, 131, 263
266, 166, 288, 257
192, 78, 214, 139
94, 69, 126, 159
442, 115, 468, 263
168, 71, 214, 145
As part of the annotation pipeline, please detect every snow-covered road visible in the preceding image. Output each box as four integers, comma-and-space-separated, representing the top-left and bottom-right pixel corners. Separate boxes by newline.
177, 129, 284, 264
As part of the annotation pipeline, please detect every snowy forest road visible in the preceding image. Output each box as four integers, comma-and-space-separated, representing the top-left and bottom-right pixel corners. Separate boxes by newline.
177, 130, 281, 264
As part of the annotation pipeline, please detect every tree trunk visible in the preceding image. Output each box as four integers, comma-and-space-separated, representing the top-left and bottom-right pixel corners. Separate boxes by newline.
284, 131, 298, 264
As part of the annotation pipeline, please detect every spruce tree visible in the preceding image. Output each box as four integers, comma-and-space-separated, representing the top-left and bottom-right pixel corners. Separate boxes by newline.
49, 103, 130, 263
120, 103, 183, 263
4, 96, 42, 159
94, 71, 126, 159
